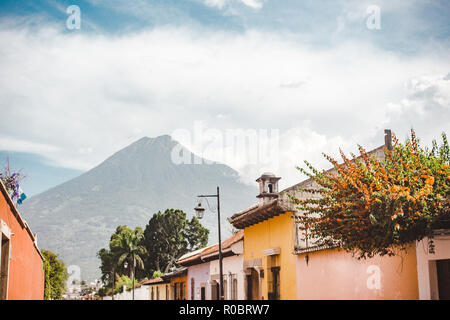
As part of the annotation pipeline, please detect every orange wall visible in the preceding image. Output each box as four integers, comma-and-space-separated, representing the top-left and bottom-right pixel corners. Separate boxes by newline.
296, 244, 419, 299
0, 192, 44, 300
244, 212, 297, 300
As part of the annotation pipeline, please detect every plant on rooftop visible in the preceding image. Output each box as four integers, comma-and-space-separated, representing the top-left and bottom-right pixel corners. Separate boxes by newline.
0, 159, 25, 202
291, 130, 450, 259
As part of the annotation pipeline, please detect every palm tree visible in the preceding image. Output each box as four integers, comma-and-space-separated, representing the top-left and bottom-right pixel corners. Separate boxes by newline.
116, 229, 146, 300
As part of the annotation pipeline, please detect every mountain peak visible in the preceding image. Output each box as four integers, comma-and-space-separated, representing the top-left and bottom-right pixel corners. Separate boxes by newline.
133, 134, 173, 145
120, 135, 177, 157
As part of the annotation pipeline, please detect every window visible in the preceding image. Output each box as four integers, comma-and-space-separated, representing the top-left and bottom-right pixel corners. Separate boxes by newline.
437, 259, 450, 300
223, 279, 227, 300
166, 285, 169, 300
191, 278, 195, 300
156, 286, 159, 300
201, 286, 206, 300
232, 277, 238, 300
268, 267, 280, 300
0, 234, 11, 300
180, 282, 184, 300
151, 287, 154, 300
216, 282, 220, 300
211, 281, 219, 300
173, 283, 177, 300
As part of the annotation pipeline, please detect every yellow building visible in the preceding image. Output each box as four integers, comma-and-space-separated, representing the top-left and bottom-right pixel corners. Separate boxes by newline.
142, 277, 170, 300
141, 268, 188, 300
229, 172, 297, 300
166, 268, 188, 300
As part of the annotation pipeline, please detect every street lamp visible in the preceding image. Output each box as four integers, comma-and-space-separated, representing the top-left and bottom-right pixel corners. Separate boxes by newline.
194, 202, 205, 219
194, 186, 224, 300
105, 269, 115, 300
123, 260, 135, 300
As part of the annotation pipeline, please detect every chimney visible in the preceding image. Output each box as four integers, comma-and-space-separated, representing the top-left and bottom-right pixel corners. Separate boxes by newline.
384, 129, 392, 150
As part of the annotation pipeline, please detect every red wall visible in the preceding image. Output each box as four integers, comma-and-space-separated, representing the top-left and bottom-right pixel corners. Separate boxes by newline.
0, 191, 44, 300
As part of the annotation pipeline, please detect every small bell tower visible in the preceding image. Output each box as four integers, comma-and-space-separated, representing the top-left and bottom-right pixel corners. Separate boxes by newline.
256, 172, 281, 204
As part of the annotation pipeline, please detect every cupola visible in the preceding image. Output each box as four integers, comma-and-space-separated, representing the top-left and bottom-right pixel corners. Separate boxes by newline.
256, 172, 281, 204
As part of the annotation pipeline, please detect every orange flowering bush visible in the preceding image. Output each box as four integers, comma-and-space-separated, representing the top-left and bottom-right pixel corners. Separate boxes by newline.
291, 130, 450, 259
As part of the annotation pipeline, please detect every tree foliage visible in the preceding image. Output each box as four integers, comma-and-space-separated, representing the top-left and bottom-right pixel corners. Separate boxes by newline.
152, 270, 164, 279
115, 227, 146, 283
43, 260, 52, 300
292, 130, 450, 259
97, 226, 146, 286
98, 208, 209, 293
142, 209, 209, 275
42, 249, 69, 300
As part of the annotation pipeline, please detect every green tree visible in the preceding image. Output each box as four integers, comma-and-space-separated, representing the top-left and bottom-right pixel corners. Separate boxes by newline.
115, 227, 146, 290
97, 226, 147, 287
143, 209, 209, 275
43, 260, 51, 300
42, 249, 68, 300
152, 270, 164, 279
114, 275, 138, 293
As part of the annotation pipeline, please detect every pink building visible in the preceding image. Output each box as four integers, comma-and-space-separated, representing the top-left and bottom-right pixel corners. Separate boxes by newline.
178, 231, 246, 300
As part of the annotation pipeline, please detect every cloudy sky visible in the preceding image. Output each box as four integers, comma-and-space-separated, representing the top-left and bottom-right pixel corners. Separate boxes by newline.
0, 0, 449, 195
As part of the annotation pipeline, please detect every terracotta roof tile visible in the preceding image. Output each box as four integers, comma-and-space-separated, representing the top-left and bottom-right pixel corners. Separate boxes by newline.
141, 277, 166, 285
177, 230, 244, 266
200, 230, 244, 256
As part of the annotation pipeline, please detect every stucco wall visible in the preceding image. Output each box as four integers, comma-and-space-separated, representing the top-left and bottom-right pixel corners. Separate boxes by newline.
296, 244, 419, 300
243, 212, 297, 300
0, 191, 44, 300
416, 233, 450, 299
187, 262, 210, 300
149, 282, 170, 300
133, 285, 149, 300
209, 254, 245, 300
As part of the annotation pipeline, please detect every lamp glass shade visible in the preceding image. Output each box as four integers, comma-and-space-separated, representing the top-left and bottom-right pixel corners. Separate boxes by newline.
194, 203, 205, 219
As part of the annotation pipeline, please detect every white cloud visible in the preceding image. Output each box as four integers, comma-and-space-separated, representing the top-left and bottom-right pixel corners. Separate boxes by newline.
203, 0, 263, 10
0, 22, 448, 186
240, 0, 263, 9
383, 74, 450, 145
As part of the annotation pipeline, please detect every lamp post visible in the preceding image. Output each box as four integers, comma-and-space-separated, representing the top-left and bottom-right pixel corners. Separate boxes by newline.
124, 260, 135, 300
194, 186, 224, 300
105, 269, 115, 300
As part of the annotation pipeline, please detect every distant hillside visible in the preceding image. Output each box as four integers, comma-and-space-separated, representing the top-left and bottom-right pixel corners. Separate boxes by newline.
21, 135, 257, 281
